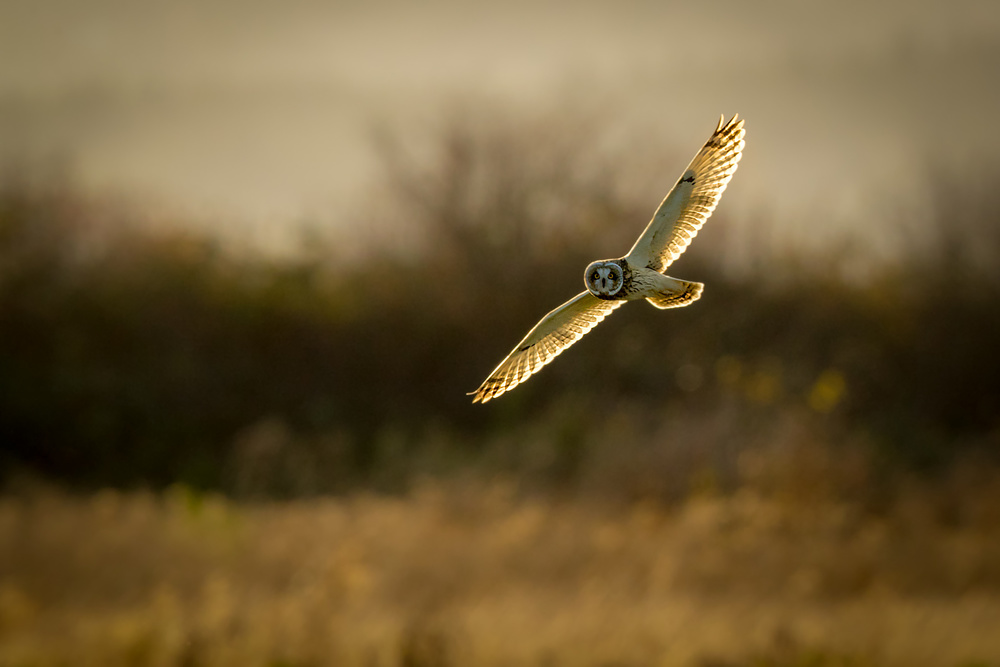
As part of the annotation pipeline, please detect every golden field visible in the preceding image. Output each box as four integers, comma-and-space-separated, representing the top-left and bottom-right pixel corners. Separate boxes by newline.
3, 457, 1000, 667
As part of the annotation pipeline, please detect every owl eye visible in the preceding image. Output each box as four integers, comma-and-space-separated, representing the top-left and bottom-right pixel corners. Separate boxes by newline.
592, 272, 599, 282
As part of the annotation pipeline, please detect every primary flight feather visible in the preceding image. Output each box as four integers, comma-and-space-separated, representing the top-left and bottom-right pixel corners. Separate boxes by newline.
470, 114, 745, 403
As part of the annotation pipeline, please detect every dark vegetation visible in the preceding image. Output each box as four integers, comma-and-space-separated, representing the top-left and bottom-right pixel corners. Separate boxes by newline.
1, 116, 998, 496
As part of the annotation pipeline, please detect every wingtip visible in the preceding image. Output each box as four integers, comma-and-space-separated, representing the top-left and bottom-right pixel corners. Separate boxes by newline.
718, 113, 742, 131
469, 386, 498, 403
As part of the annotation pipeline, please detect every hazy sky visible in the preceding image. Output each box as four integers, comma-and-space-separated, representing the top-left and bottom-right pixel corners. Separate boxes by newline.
2, 0, 998, 251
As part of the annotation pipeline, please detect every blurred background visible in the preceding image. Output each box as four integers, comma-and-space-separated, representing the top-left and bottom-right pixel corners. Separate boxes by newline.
2, 1, 1000, 665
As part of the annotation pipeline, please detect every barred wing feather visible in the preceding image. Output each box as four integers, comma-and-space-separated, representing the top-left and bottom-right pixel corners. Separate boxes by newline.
625, 115, 745, 273
469, 292, 625, 403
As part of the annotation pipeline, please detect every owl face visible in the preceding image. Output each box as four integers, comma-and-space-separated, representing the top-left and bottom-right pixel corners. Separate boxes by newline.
584, 261, 624, 298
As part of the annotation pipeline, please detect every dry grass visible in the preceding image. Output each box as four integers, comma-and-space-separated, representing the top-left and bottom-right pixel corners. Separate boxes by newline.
2, 467, 1000, 667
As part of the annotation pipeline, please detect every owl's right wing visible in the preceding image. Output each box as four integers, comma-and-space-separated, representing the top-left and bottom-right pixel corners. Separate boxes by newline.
625, 115, 745, 273
469, 291, 625, 403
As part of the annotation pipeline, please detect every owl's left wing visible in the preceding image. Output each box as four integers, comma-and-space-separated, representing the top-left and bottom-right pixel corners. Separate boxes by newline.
470, 291, 625, 403
625, 115, 745, 273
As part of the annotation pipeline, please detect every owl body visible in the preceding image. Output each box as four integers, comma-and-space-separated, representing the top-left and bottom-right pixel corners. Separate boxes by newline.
470, 115, 745, 403
584, 258, 698, 307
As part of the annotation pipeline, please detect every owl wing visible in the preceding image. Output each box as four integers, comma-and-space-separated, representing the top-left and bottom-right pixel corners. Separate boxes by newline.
469, 291, 626, 403
625, 114, 745, 273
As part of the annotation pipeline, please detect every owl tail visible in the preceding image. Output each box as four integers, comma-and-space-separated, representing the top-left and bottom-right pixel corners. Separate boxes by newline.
645, 279, 704, 310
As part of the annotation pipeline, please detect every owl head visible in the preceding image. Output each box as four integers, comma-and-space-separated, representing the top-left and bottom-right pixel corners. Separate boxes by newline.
584, 260, 624, 298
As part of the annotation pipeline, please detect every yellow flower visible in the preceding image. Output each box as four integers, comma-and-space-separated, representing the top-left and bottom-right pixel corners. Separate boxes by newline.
808, 369, 847, 413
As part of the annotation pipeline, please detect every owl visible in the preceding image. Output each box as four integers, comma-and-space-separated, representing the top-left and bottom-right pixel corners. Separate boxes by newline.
469, 114, 745, 403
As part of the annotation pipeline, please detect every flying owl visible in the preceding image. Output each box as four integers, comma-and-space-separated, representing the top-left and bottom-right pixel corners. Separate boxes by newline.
469, 114, 745, 403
